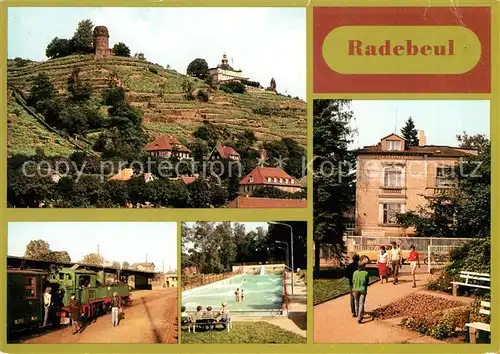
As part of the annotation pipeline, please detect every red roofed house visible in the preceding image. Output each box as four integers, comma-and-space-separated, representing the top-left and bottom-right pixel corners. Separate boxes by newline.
239, 167, 302, 195
145, 135, 192, 159
208, 144, 241, 161
356, 131, 478, 236
227, 196, 307, 208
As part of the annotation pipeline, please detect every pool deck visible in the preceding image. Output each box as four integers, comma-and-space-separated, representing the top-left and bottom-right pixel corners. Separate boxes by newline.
236, 272, 307, 338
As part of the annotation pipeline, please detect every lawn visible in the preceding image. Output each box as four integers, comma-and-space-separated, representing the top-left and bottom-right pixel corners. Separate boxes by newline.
181, 321, 306, 344
314, 276, 379, 305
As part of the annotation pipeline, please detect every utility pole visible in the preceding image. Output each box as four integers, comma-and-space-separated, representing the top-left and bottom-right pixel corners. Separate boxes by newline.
146, 254, 148, 263
97, 245, 100, 256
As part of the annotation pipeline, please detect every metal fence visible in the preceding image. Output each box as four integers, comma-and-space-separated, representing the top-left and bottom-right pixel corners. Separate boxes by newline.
346, 236, 471, 255
426, 245, 460, 274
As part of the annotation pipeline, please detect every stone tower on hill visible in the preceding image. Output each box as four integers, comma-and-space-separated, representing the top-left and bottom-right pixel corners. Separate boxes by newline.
93, 26, 113, 59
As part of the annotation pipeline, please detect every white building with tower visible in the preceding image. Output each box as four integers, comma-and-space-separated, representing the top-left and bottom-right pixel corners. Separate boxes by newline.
209, 53, 248, 83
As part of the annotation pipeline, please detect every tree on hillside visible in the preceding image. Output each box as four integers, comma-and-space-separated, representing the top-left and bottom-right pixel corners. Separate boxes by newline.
113, 42, 131, 57
263, 137, 306, 178
269, 78, 277, 91
50, 251, 71, 263
25, 240, 52, 260
46, 37, 71, 59
28, 73, 57, 107
313, 99, 356, 272
400, 117, 419, 147
397, 133, 490, 238
134, 53, 146, 61
70, 19, 94, 54
187, 58, 209, 80
82, 253, 104, 266
67, 67, 93, 102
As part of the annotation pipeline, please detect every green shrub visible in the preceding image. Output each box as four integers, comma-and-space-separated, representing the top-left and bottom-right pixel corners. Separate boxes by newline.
427, 239, 490, 294
252, 104, 277, 116
148, 67, 158, 74
219, 81, 245, 94
196, 90, 209, 102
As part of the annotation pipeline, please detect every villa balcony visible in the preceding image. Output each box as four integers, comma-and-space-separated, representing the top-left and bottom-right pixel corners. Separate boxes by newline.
425, 186, 454, 197
378, 186, 405, 197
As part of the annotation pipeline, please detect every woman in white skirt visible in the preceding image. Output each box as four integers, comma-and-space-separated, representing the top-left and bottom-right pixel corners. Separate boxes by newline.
408, 245, 421, 288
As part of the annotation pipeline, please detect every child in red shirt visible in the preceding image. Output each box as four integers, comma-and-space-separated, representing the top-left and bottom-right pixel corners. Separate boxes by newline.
408, 245, 420, 288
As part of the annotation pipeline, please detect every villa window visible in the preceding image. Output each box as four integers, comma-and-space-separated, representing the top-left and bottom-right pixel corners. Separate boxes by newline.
382, 203, 402, 224
436, 166, 456, 187
274, 178, 278, 183
279, 178, 283, 183
384, 168, 403, 188
267, 177, 272, 182
386, 140, 402, 151
249, 176, 254, 183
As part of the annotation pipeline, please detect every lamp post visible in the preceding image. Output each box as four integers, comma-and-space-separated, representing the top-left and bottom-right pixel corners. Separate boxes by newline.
268, 222, 294, 295
275, 241, 289, 268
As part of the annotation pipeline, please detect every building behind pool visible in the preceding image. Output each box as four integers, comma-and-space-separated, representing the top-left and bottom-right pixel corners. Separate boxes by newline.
182, 264, 288, 316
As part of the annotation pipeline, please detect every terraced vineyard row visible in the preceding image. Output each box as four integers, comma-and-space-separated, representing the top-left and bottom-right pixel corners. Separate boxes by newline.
7, 54, 307, 155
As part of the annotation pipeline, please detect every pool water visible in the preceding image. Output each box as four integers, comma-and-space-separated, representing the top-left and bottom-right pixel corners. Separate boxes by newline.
182, 274, 283, 315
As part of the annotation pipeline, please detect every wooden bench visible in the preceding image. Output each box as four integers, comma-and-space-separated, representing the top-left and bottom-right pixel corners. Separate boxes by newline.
450, 271, 490, 296
189, 312, 232, 333
465, 301, 490, 344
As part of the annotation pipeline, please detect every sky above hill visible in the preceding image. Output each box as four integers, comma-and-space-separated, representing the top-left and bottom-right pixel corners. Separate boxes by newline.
8, 7, 306, 99
8, 222, 178, 272
349, 100, 490, 149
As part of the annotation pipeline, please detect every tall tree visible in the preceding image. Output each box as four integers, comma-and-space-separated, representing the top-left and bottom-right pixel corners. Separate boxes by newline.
81, 253, 104, 266
397, 134, 490, 238
400, 117, 419, 147
186, 58, 210, 80
46, 37, 71, 59
25, 240, 51, 260
67, 67, 93, 102
27, 73, 57, 107
50, 251, 71, 263
113, 42, 131, 57
122, 261, 130, 269
70, 19, 94, 53
313, 100, 356, 272
269, 78, 277, 91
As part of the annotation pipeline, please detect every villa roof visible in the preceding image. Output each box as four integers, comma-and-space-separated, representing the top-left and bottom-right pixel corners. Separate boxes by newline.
215, 144, 240, 159
357, 144, 478, 157
239, 167, 297, 185
145, 135, 191, 153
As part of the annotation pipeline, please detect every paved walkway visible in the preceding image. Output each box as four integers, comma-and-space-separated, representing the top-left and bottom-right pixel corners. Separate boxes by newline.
314, 266, 443, 343
266, 272, 307, 338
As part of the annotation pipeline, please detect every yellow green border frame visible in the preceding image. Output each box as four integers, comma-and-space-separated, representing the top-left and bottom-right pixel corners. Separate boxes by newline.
0, 0, 498, 353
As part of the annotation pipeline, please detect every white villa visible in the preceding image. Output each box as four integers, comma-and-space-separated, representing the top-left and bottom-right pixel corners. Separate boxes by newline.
209, 53, 248, 83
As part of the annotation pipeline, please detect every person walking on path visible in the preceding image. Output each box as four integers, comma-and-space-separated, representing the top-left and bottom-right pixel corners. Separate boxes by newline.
352, 259, 370, 324
42, 287, 52, 327
377, 246, 389, 284
111, 292, 122, 327
345, 254, 360, 317
69, 294, 81, 334
388, 241, 403, 285
408, 245, 421, 288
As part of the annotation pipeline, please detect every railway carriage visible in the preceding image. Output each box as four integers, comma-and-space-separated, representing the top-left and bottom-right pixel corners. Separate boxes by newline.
7, 264, 131, 334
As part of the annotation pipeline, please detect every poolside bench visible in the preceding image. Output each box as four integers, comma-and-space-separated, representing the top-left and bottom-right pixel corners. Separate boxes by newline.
450, 271, 490, 297
190, 312, 232, 333
466, 301, 491, 344
181, 315, 193, 332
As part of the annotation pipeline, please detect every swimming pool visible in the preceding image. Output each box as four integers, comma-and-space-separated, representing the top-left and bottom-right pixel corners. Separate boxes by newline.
182, 274, 284, 316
